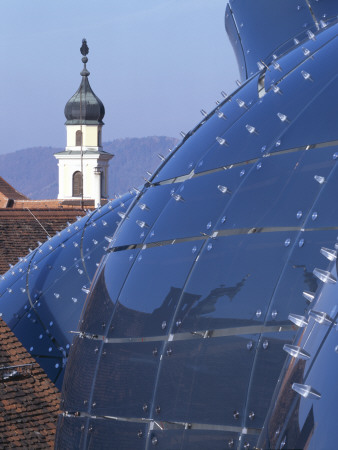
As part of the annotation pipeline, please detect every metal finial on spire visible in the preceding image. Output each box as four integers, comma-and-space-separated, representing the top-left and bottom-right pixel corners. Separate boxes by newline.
80, 39, 89, 56
80, 38, 90, 77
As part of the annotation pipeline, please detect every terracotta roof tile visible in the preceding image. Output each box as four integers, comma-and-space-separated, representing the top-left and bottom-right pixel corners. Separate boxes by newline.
0, 209, 86, 275
0, 178, 27, 202
12, 199, 96, 209
0, 318, 60, 448
0, 177, 104, 210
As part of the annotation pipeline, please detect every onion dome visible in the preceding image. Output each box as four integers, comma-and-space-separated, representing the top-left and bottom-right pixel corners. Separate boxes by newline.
64, 39, 105, 125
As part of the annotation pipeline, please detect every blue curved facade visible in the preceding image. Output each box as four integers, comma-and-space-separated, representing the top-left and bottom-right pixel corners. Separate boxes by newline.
225, 0, 338, 81
0, 194, 133, 387
55, 5, 338, 448
258, 255, 338, 449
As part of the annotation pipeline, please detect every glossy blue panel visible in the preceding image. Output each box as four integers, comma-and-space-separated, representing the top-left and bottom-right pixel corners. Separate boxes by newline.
153, 335, 258, 425
263, 230, 338, 328
294, 322, 338, 450
264, 22, 338, 89
153, 77, 259, 183
35, 355, 63, 386
81, 195, 133, 278
215, 147, 336, 230
90, 342, 159, 417
80, 250, 137, 335
146, 166, 250, 243
85, 419, 147, 450
27, 240, 82, 303
225, 4, 246, 80
155, 430, 241, 450
34, 217, 88, 263
153, 115, 229, 182
11, 309, 64, 387
272, 39, 338, 151
309, 0, 338, 21
260, 314, 338, 449
228, 0, 314, 77
62, 337, 101, 412
300, 157, 338, 229
12, 307, 61, 358
83, 199, 114, 223
108, 241, 204, 338
291, 259, 337, 374
111, 184, 174, 247
31, 220, 85, 267
0, 274, 30, 327
238, 434, 262, 450
193, 81, 310, 173
280, 79, 338, 151
33, 265, 88, 346
197, 56, 338, 174
55, 415, 88, 450
313, 166, 338, 220
245, 331, 295, 427
26, 242, 86, 343
257, 258, 338, 449
192, 119, 258, 175
81, 218, 110, 280
176, 233, 295, 333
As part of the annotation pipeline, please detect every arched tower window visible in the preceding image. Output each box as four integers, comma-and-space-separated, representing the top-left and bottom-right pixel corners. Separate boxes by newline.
98, 129, 102, 147
73, 171, 83, 197
76, 130, 83, 146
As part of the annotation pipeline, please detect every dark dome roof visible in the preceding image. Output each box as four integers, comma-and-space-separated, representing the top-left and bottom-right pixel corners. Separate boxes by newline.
64, 74, 105, 125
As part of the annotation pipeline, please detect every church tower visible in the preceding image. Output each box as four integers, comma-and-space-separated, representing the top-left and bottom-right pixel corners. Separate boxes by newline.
55, 39, 113, 207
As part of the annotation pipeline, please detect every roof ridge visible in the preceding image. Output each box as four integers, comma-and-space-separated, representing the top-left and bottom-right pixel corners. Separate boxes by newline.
0, 177, 28, 200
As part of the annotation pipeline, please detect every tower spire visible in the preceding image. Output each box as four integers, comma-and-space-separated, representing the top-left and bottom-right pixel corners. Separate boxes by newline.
80, 39, 90, 77
64, 39, 104, 125
55, 39, 113, 206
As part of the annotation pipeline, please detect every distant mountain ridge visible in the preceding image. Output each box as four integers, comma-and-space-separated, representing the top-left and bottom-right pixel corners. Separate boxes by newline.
0, 136, 178, 200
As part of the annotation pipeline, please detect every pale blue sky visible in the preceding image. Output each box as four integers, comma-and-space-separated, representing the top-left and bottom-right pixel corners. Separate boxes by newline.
0, 0, 238, 154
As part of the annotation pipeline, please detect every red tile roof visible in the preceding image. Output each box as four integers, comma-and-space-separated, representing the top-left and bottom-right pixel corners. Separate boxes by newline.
0, 178, 109, 274
12, 199, 104, 209
0, 177, 27, 201
0, 209, 86, 275
0, 318, 60, 448
0, 176, 107, 210
0, 177, 28, 208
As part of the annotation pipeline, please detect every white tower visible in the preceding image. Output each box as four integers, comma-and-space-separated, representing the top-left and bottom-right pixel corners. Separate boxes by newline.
55, 39, 113, 207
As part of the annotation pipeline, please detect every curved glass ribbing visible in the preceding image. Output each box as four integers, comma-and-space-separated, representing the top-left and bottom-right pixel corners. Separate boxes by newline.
258, 256, 338, 449
0, 193, 133, 387
225, 0, 338, 80
56, 21, 338, 449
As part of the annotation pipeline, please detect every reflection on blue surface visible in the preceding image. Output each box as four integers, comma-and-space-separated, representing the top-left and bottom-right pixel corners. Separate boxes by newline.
225, 0, 338, 80
0, 193, 133, 387
258, 261, 338, 449
154, 77, 259, 183
56, 13, 338, 448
